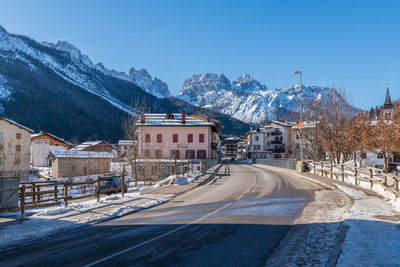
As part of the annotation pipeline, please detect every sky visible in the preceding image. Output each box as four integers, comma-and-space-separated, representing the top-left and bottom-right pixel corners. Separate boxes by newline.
1, 0, 399, 110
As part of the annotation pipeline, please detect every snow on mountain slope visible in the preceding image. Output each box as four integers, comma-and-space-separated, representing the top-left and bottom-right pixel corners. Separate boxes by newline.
177, 73, 344, 124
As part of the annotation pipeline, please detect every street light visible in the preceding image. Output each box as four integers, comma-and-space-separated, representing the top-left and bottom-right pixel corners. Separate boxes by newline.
292, 71, 303, 162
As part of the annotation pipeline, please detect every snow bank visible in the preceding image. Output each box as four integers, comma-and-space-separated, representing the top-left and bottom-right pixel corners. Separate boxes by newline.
334, 184, 400, 266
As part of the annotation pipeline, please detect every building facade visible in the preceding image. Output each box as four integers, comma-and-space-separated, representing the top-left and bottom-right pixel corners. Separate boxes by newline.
0, 118, 34, 180
50, 150, 112, 178
137, 112, 217, 160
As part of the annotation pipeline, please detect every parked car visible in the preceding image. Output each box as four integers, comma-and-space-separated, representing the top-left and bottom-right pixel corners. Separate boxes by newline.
93, 177, 127, 195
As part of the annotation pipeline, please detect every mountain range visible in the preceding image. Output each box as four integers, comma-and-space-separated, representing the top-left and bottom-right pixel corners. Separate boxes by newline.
0, 25, 250, 142
177, 73, 350, 124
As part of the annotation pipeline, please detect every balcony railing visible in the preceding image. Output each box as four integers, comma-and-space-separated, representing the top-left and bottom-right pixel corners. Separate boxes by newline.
271, 140, 282, 145
271, 131, 283, 136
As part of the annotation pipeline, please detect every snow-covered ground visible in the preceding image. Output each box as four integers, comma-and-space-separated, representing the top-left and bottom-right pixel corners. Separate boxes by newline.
0, 170, 204, 249
267, 179, 400, 266
336, 184, 400, 266
0, 192, 172, 249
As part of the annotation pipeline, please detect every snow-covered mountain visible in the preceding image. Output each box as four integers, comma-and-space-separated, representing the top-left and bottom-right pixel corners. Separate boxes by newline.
177, 73, 351, 124
0, 26, 249, 141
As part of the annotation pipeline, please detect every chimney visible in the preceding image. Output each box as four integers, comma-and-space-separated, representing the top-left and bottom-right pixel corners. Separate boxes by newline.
140, 114, 146, 123
182, 111, 186, 124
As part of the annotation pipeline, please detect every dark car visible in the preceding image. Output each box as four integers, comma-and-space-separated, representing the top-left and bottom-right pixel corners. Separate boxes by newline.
231, 158, 236, 161
93, 177, 127, 195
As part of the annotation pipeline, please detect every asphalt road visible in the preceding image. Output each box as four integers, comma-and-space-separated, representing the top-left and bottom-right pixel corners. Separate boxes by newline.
0, 163, 323, 267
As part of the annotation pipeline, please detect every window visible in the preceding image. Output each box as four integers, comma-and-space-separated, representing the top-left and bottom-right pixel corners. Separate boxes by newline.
157, 134, 162, 143
16, 133, 21, 139
361, 152, 367, 159
188, 134, 193, 143
173, 134, 178, 143
255, 136, 259, 141
155, 150, 162, 159
14, 158, 20, 165
186, 150, 195, 159
16, 145, 21, 152
83, 166, 88, 176
171, 150, 180, 159
145, 134, 150, 143
144, 150, 151, 158
254, 145, 261, 150
377, 153, 383, 159
199, 134, 205, 143
197, 150, 206, 159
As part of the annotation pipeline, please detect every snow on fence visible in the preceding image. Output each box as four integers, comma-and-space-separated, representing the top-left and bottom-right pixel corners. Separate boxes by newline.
307, 161, 400, 198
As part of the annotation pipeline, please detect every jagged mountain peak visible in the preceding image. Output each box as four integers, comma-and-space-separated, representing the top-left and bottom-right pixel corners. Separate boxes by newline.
42, 40, 94, 66
231, 74, 267, 92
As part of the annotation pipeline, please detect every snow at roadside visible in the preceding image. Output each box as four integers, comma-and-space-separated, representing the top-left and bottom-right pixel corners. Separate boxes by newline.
0, 192, 172, 249
335, 184, 400, 266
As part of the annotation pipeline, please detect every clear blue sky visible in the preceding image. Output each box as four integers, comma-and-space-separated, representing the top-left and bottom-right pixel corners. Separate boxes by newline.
1, 0, 399, 109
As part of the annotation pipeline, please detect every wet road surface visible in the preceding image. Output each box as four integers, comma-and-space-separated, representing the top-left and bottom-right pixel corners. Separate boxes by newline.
0, 163, 323, 266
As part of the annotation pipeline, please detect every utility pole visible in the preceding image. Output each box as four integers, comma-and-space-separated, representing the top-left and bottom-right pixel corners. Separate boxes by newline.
293, 71, 303, 162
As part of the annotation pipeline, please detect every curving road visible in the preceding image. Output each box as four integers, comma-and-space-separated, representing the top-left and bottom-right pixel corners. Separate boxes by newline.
0, 163, 324, 267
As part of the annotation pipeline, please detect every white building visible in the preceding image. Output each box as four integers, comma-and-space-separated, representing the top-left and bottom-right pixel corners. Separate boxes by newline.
0, 118, 34, 180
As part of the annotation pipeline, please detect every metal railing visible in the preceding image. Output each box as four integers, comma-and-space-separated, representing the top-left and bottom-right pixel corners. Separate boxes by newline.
253, 158, 298, 170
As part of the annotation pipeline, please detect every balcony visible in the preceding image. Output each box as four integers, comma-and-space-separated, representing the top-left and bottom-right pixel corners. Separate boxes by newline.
271, 131, 283, 136
271, 140, 282, 145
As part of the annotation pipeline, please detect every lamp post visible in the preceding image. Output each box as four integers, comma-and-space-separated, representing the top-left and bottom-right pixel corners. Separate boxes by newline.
292, 71, 303, 162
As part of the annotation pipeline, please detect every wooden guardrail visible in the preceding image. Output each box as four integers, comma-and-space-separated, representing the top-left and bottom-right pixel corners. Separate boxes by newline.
17, 173, 127, 220
306, 160, 400, 198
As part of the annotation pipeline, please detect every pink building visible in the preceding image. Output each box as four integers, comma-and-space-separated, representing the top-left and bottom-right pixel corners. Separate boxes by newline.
137, 112, 218, 159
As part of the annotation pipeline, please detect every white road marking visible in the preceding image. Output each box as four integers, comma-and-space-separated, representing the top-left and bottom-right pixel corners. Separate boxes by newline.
84, 165, 258, 267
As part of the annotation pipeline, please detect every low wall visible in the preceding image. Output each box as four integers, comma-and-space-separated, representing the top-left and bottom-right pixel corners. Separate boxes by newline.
252, 158, 298, 171
203, 159, 219, 171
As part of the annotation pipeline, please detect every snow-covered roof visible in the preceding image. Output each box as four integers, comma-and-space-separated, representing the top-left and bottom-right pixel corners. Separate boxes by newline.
70, 141, 110, 151
1, 118, 34, 133
118, 140, 134, 146
137, 113, 216, 128
51, 150, 113, 158
31, 132, 73, 146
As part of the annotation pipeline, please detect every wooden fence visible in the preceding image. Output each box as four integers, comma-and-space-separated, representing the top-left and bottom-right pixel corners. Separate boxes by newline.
307, 161, 400, 198
16, 173, 126, 220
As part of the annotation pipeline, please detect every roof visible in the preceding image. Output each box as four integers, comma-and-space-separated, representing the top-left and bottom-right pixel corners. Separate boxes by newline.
0, 118, 34, 133
118, 140, 134, 146
70, 141, 112, 151
189, 113, 220, 124
31, 132, 73, 146
51, 150, 114, 158
137, 113, 216, 128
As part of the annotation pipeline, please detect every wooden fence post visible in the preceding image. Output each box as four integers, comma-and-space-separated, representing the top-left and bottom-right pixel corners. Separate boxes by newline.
96, 179, 100, 203
321, 162, 324, 176
191, 160, 194, 174
20, 185, 25, 221
354, 166, 358, 186
330, 163, 333, 179
64, 184, 68, 208
395, 178, 399, 192
384, 174, 388, 186
32, 182, 36, 202
121, 171, 125, 197
369, 168, 373, 190
313, 161, 316, 175
341, 164, 345, 182
54, 183, 58, 202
